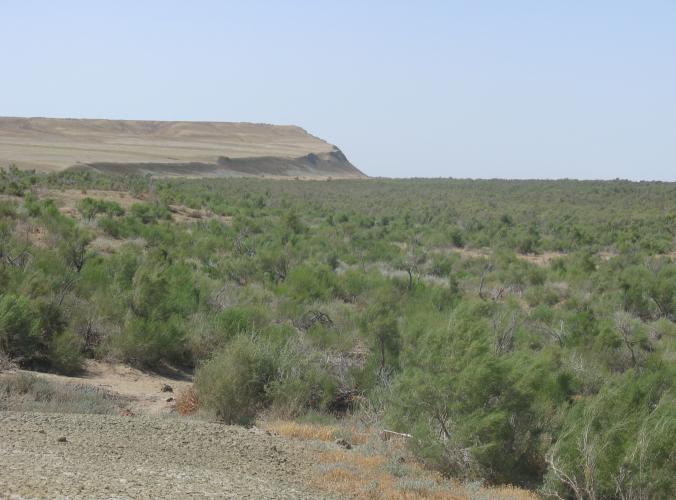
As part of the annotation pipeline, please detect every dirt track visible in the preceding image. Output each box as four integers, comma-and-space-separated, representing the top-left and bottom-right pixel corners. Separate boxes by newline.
0, 411, 333, 499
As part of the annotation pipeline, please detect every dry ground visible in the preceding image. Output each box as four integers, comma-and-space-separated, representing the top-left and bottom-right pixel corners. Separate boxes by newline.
0, 412, 333, 499
8, 360, 193, 416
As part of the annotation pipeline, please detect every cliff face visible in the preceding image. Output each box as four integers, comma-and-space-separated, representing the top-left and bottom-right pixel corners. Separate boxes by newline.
0, 117, 366, 178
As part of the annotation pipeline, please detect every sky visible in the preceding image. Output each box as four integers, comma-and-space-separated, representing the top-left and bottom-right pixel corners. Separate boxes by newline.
2, 1, 675, 180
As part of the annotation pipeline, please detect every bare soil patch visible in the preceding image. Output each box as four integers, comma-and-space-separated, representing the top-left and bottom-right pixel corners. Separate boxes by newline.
6, 360, 192, 416
0, 411, 332, 499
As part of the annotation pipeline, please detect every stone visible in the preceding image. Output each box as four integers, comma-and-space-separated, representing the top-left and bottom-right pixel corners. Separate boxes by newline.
335, 438, 351, 450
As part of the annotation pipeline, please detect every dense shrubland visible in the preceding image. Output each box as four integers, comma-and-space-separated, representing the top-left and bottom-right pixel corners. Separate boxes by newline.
1, 166, 674, 498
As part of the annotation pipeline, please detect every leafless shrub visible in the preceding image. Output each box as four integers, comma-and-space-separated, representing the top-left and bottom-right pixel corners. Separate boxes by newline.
0, 349, 16, 371
176, 386, 199, 416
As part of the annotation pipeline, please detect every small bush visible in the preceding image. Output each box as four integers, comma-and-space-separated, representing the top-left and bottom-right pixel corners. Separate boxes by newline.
130, 202, 171, 224
77, 197, 124, 221
98, 215, 124, 238
0, 294, 40, 363
113, 316, 186, 367
49, 331, 85, 374
195, 336, 275, 425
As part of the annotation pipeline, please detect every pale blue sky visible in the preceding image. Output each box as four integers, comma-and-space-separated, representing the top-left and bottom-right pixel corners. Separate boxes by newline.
2, 1, 675, 180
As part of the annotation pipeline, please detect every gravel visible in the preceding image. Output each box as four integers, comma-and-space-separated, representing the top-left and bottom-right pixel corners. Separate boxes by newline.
0, 411, 336, 499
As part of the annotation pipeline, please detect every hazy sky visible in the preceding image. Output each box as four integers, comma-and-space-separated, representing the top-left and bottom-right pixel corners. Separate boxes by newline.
2, 1, 675, 180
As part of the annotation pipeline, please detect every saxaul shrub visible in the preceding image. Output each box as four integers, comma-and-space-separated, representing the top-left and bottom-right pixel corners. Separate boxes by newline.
195, 335, 275, 425
543, 367, 675, 499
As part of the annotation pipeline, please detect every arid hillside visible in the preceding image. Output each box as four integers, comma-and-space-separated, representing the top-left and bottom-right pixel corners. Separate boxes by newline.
0, 116, 365, 178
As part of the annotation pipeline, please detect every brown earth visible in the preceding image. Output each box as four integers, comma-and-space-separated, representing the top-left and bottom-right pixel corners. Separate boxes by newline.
0, 412, 334, 499
0, 116, 365, 178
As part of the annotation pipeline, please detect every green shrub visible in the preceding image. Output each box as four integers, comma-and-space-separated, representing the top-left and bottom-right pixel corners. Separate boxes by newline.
543, 368, 675, 499
98, 215, 123, 237
188, 306, 268, 358
113, 316, 186, 367
267, 361, 338, 417
130, 202, 171, 224
0, 294, 40, 363
195, 336, 275, 425
245, 334, 343, 417
78, 197, 123, 221
0, 200, 17, 217
49, 331, 85, 374
285, 264, 340, 303
216, 307, 266, 337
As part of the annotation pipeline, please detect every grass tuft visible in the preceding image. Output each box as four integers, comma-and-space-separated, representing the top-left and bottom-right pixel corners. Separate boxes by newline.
0, 372, 120, 414
266, 419, 369, 444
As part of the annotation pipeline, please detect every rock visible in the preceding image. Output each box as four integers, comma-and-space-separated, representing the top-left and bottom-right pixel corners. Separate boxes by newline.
161, 384, 173, 393
57, 436, 67, 443
335, 438, 352, 450
166, 397, 174, 402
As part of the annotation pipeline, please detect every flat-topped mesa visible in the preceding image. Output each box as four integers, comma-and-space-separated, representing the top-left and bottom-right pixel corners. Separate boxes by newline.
0, 116, 366, 179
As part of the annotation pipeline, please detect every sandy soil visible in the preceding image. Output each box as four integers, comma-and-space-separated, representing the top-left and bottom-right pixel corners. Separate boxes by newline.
15, 360, 193, 416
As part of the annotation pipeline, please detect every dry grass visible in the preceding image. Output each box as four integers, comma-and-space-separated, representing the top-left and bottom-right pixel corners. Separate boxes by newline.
0, 350, 16, 372
266, 420, 369, 445
265, 420, 538, 500
310, 449, 538, 499
175, 386, 200, 416
310, 448, 448, 499
0, 372, 121, 414
13, 220, 53, 249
